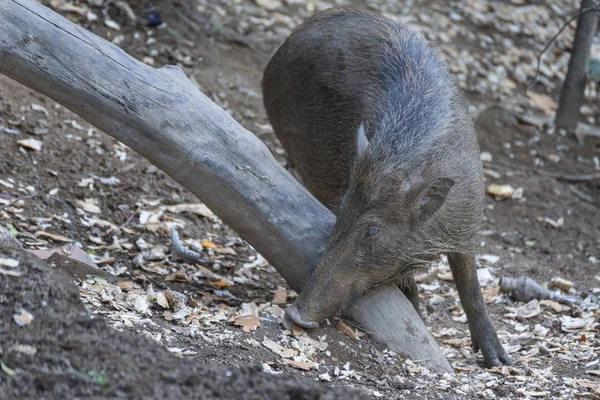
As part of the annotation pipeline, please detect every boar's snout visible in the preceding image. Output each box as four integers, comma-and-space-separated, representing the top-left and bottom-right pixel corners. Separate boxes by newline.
286, 262, 355, 329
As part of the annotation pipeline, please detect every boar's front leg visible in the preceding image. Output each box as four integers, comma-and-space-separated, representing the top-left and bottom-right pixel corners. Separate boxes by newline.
447, 252, 513, 368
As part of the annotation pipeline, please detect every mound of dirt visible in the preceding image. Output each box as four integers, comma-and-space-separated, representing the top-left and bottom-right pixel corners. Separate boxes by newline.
0, 232, 364, 399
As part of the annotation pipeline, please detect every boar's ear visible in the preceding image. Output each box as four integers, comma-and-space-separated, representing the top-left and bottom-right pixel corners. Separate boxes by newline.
412, 177, 455, 223
356, 122, 369, 158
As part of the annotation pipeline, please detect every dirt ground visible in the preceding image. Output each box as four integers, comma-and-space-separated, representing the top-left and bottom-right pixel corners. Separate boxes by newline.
0, 232, 364, 399
1, 0, 599, 399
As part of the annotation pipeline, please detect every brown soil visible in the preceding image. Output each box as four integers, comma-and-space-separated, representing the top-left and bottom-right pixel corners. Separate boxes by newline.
0, 235, 363, 399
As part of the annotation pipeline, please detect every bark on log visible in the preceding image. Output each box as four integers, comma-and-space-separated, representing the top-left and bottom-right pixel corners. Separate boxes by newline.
555, 0, 598, 129
0, 0, 451, 373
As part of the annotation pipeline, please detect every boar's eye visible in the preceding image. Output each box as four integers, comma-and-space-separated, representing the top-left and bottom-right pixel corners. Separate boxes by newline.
363, 226, 379, 238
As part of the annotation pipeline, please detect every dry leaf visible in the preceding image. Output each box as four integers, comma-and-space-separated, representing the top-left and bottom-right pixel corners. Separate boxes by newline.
31, 103, 49, 115
336, 320, 360, 340
539, 216, 564, 229
549, 277, 573, 292
506, 300, 542, 319
539, 299, 568, 313
262, 338, 297, 359
482, 286, 500, 303
561, 316, 592, 331
487, 184, 515, 199
35, 231, 72, 243
291, 323, 305, 336
104, 19, 120, 30
117, 281, 136, 292
156, 291, 170, 308
272, 286, 288, 305
438, 271, 454, 281
126, 293, 151, 315
284, 359, 319, 371
214, 247, 237, 255
194, 265, 222, 280
166, 203, 215, 219
319, 372, 332, 381
13, 309, 34, 327
193, 265, 222, 280
527, 92, 557, 116
443, 338, 470, 347
211, 280, 233, 288
17, 139, 42, 151
267, 304, 285, 318
202, 240, 217, 249
139, 210, 163, 230
10, 344, 37, 356
165, 269, 191, 282
234, 315, 260, 332
480, 151, 493, 162
477, 268, 497, 287
479, 254, 500, 265
255, 0, 281, 10
76, 198, 101, 214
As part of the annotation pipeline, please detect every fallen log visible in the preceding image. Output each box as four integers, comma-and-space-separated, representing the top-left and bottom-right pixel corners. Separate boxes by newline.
0, 0, 451, 373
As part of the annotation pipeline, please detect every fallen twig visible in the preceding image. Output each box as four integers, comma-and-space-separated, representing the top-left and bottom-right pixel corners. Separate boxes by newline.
534, 170, 600, 182
569, 185, 597, 205
117, 204, 142, 232
170, 225, 204, 264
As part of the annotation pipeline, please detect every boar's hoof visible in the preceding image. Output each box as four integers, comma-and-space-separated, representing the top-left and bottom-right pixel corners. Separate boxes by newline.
286, 304, 319, 329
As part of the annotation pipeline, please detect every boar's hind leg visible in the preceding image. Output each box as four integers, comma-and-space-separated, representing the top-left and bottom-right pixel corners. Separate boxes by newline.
399, 275, 420, 316
447, 252, 513, 368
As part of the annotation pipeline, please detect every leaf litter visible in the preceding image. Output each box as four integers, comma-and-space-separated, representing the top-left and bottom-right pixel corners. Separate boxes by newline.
1, 0, 599, 397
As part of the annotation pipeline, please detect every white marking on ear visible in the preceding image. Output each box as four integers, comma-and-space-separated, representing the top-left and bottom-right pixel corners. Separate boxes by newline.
356, 122, 368, 157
